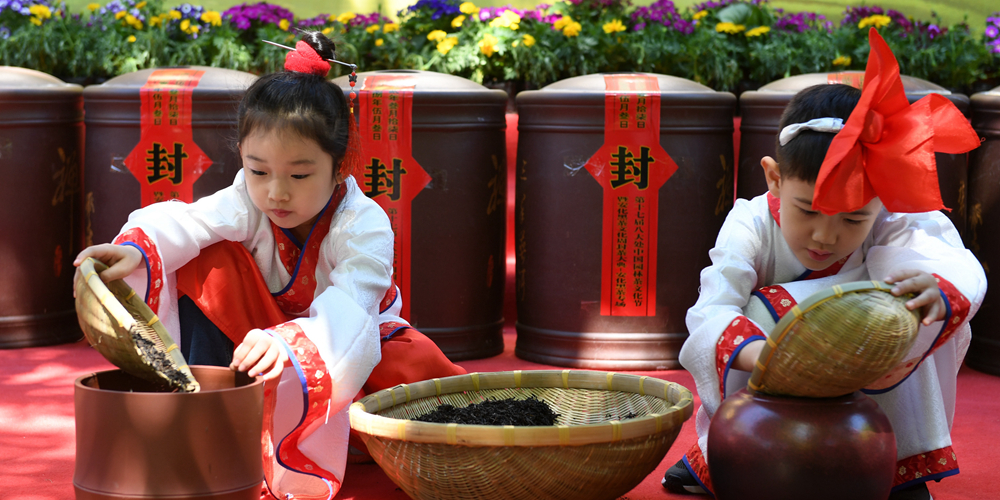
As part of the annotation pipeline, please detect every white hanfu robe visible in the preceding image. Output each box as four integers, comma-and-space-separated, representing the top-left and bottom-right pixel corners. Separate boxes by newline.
679, 192, 986, 493
113, 170, 398, 500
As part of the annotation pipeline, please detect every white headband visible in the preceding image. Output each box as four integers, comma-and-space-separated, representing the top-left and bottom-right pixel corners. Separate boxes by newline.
778, 117, 845, 146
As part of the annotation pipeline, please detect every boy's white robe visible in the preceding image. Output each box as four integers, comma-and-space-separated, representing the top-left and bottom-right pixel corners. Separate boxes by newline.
681, 193, 986, 490
114, 171, 399, 500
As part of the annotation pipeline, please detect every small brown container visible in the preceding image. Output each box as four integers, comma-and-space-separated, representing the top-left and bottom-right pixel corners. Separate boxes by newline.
82, 67, 256, 246
0, 67, 84, 348
514, 73, 736, 369
333, 70, 508, 360
74, 366, 263, 500
966, 85, 1000, 376
738, 72, 970, 235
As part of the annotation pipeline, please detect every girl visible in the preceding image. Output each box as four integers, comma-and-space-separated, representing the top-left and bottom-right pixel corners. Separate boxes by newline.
74, 32, 465, 500
665, 29, 985, 500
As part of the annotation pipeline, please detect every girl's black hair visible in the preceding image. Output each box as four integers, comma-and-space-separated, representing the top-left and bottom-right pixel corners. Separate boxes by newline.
237, 31, 351, 178
775, 84, 862, 183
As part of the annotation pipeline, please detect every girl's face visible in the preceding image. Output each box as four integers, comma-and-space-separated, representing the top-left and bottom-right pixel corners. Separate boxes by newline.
240, 128, 339, 242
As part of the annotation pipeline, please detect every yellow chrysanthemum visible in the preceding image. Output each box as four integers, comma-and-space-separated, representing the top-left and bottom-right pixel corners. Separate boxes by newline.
715, 22, 745, 34
693, 10, 708, 20
745, 26, 770, 37
279, 19, 290, 31
451, 15, 466, 28
150, 14, 162, 27
126, 14, 142, 29
522, 33, 535, 47
562, 21, 582, 37
135, 1, 146, 8
200, 11, 222, 27
489, 10, 520, 30
127, 35, 137, 42
30, 16, 41, 25
553, 15, 572, 31
189, 25, 200, 34
437, 36, 458, 55
168, 10, 182, 20
87, 3, 100, 11
832, 55, 851, 66
337, 12, 356, 25
858, 14, 891, 29
322, 27, 333, 35
459, 2, 479, 15
366, 25, 380, 34
29, 4, 51, 19
115, 10, 126, 19
427, 29, 448, 42
479, 33, 498, 57
383, 23, 399, 33
180, 19, 190, 31
603, 19, 626, 34
376, 38, 384, 46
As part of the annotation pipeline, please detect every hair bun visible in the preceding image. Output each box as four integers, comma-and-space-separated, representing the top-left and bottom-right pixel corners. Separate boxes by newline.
284, 39, 331, 76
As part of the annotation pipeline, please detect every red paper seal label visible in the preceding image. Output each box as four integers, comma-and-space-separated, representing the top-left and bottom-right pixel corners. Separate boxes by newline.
585, 75, 677, 317
827, 72, 864, 89
125, 69, 212, 207
359, 75, 429, 321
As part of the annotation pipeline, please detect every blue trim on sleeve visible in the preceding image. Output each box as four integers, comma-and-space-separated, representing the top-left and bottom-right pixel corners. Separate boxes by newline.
681, 454, 716, 499
118, 241, 151, 304
721, 334, 767, 400
891, 468, 959, 492
379, 287, 399, 315
750, 290, 781, 324
863, 289, 952, 395
380, 325, 410, 341
273, 196, 334, 297
264, 329, 335, 500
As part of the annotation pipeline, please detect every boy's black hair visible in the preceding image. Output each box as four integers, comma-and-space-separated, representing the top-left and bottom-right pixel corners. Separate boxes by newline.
237, 31, 351, 179
775, 84, 862, 183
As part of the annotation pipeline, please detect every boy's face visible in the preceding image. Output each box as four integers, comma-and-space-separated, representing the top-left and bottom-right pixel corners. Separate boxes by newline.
762, 157, 882, 271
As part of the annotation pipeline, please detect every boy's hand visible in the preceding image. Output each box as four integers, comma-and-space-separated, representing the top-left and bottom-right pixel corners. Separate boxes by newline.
73, 244, 144, 297
885, 270, 946, 326
231, 329, 288, 381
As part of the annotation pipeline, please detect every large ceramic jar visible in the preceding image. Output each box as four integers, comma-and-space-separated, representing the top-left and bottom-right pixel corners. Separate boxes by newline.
82, 67, 256, 246
738, 71, 970, 236
333, 70, 509, 360
514, 73, 736, 369
966, 85, 1000, 376
0, 67, 84, 348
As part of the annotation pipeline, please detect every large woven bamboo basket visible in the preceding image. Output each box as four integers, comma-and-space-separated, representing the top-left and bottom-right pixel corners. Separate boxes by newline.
74, 257, 199, 392
749, 280, 920, 398
349, 370, 693, 500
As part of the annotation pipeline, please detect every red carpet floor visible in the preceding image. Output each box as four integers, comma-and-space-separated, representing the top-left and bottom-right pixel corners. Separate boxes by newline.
2, 114, 998, 499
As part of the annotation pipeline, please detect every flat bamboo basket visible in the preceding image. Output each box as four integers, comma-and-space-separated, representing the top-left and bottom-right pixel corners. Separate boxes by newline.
74, 257, 199, 392
349, 370, 693, 500
749, 280, 920, 398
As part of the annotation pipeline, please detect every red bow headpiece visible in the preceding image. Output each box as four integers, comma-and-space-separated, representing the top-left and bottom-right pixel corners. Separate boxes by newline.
812, 28, 980, 215
284, 40, 331, 76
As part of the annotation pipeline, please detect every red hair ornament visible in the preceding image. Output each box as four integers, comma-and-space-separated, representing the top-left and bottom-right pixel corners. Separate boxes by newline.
284, 40, 331, 76
812, 28, 981, 215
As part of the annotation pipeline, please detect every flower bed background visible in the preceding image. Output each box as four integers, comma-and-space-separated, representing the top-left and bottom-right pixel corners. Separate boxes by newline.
2, 0, 999, 95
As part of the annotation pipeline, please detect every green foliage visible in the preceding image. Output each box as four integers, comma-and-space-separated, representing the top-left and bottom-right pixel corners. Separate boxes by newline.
0, 0, 998, 94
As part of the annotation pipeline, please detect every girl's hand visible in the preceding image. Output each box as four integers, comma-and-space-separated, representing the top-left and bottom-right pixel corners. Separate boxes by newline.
733, 339, 765, 372
73, 244, 144, 296
886, 270, 946, 326
231, 329, 288, 381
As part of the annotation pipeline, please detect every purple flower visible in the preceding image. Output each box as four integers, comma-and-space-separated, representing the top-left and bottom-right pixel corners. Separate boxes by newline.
774, 11, 828, 33
223, 2, 294, 30
987, 25, 999, 40
401, 0, 460, 21
349, 12, 391, 27
631, 0, 693, 34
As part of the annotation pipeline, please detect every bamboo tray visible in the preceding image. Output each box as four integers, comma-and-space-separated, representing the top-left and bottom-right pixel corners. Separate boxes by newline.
349, 370, 693, 500
749, 280, 920, 398
74, 257, 199, 392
